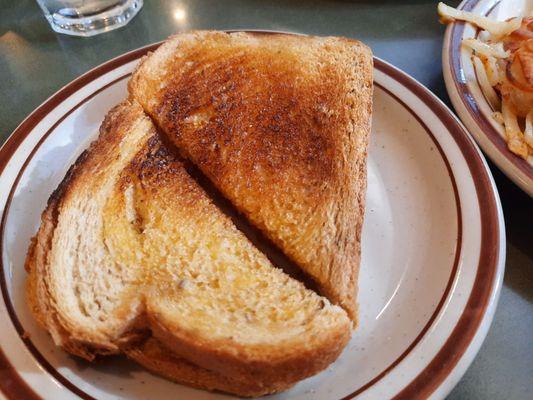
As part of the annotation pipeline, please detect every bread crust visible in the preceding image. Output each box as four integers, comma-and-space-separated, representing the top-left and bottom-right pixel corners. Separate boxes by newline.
149, 308, 350, 386
129, 31, 373, 321
125, 338, 294, 397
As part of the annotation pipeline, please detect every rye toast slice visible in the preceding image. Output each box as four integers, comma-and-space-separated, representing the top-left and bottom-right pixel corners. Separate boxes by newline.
25, 100, 351, 396
129, 31, 373, 321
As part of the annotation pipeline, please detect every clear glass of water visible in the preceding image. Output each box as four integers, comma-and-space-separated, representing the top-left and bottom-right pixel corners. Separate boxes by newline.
36, 0, 143, 37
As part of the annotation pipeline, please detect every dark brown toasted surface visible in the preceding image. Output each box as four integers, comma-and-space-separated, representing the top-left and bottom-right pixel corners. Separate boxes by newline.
129, 31, 373, 321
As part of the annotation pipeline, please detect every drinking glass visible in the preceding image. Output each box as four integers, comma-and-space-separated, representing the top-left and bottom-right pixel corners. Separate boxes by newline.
36, 0, 143, 37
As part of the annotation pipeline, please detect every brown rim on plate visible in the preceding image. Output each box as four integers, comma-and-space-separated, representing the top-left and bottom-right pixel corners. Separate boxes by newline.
383, 60, 501, 400
447, 0, 533, 178
0, 36, 500, 400
0, 347, 40, 400
339, 82, 463, 399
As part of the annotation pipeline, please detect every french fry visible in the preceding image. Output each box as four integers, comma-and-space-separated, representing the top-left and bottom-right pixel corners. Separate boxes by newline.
492, 111, 504, 124
473, 55, 501, 110
525, 110, 533, 148
438, 2, 522, 39
462, 39, 509, 58
486, 56, 506, 86
502, 99, 529, 159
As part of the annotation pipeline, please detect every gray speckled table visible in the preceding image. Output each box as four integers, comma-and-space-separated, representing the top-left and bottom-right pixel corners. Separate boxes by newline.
1, 0, 532, 398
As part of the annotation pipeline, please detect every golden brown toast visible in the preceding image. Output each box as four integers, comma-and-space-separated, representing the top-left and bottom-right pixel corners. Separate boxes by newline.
25, 100, 351, 396
129, 31, 373, 321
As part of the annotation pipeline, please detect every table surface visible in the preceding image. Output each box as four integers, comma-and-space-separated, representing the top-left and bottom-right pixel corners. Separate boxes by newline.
1, 0, 532, 399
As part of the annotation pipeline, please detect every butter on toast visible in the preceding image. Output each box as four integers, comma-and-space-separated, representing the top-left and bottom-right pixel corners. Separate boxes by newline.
25, 100, 351, 396
129, 31, 373, 321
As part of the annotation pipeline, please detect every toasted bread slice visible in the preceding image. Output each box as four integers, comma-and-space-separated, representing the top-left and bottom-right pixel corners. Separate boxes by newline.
129, 31, 373, 321
25, 100, 351, 395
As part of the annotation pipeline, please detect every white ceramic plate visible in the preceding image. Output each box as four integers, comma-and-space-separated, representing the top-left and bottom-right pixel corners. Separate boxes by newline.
442, 0, 533, 196
0, 41, 505, 400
